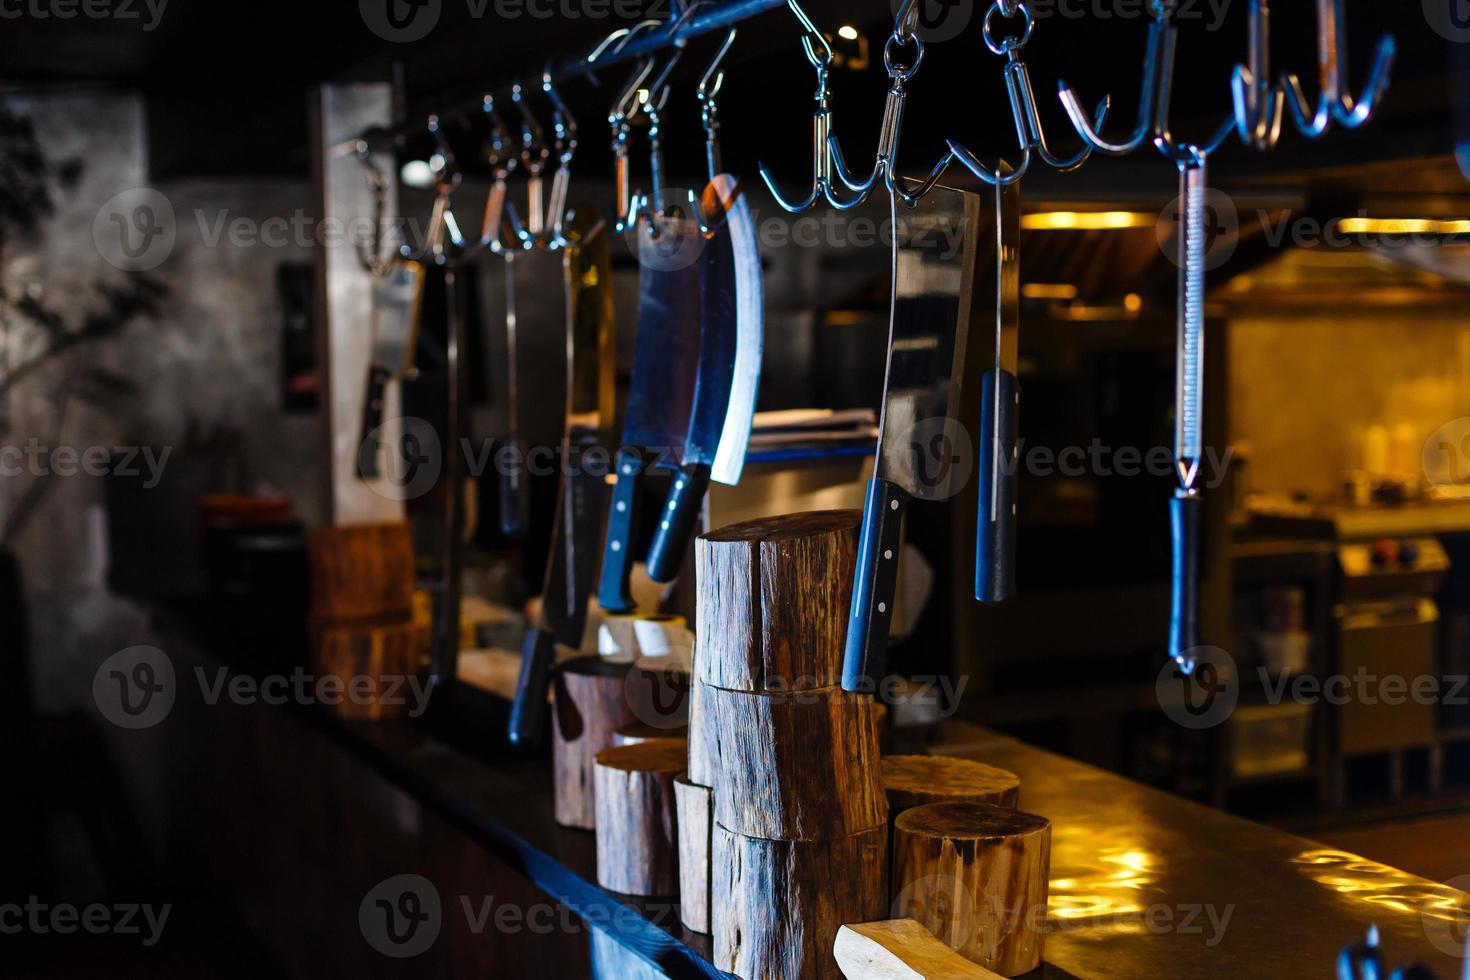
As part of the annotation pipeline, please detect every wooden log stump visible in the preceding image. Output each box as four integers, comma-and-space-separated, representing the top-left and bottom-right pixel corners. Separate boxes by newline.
674, 776, 712, 934
553, 656, 634, 830
593, 741, 685, 896
881, 756, 1020, 816
713, 821, 887, 980
688, 671, 719, 788
613, 721, 689, 747
306, 522, 415, 623
696, 510, 858, 691
891, 803, 1051, 978
311, 617, 429, 721
834, 919, 1007, 979
707, 683, 885, 841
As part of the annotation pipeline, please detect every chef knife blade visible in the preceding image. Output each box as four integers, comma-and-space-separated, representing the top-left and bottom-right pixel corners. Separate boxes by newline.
975, 178, 1020, 603
645, 175, 764, 583
842, 184, 982, 694
357, 261, 425, 480
596, 215, 703, 613
509, 209, 615, 747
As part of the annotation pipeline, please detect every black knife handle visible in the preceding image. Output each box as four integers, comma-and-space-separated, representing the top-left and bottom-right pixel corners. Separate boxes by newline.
356, 365, 391, 480
1169, 490, 1202, 665
498, 441, 529, 539
597, 447, 650, 613
976, 368, 1019, 603
508, 627, 556, 749
842, 477, 910, 694
645, 462, 712, 584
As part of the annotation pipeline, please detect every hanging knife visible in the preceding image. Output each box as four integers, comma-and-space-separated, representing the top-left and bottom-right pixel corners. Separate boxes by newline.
596, 215, 702, 613
644, 176, 763, 583
356, 262, 425, 479
975, 179, 1021, 603
509, 208, 615, 747
842, 185, 982, 694
1171, 159, 1207, 669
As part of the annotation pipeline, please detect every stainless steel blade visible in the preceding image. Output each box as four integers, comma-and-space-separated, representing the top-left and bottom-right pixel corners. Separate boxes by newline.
874, 184, 983, 501
370, 261, 424, 374
708, 175, 763, 486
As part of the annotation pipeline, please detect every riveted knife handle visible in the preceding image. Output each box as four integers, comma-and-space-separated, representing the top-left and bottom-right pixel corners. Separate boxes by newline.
645, 462, 711, 584
508, 627, 556, 749
356, 365, 392, 480
842, 477, 910, 694
597, 447, 649, 613
499, 440, 529, 540
1170, 490, 1202, 664
976, 368, 1019, 603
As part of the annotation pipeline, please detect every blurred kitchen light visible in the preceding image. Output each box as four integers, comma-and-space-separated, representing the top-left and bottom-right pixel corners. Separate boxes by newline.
837, 24, 860, 40
1337, 217, 1470, 235
1124, 293, 1143, 313
400, 160, 434, 188
1021, 211, 1154, 231
1021, 283, 1079, 300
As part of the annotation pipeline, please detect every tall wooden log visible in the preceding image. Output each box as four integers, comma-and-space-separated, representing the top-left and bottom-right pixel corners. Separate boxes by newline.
707, 683, 886, 841
891, 803, 1051, 978
696, 510, 858, 691
553, 656, 634, 830
713, 821, 888, 980
593, 741, 685, 897
687, 673, 719, 788
674, 776, 712, 934
881, 756, 1020, 816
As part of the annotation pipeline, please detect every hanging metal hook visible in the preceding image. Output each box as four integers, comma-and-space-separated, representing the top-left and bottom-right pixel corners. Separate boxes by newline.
1230, 0, 1286, 150
757, 0, 848, 213
697, 26, 737, 184
949, 0, 1110, 187
1056, 0, 1231, 162
353, 141, 397, 277
541, 62, 578, 248
399, 115, 463, 265
596, 19, 662, 233
505, 80, 551, 249
635, 2, 707, 234
455, 94, 517, 260
1280, 0, 1395, 137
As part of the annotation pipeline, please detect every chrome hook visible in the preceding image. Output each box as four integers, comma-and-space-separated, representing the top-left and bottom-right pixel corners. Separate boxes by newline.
1280, 0, 1395, 136
950, 0, 1110, 187
399, 115, 463, 265
1230, 0, 1285, 150
757, 0, 848, 213
541, 62, 578, 248
353, 141, 397, 277
697, 26, 737, 183
1056, 0, 1231, 162
457, 94, 517, 260
507, 81, 551, 248
596, 19, 662, 233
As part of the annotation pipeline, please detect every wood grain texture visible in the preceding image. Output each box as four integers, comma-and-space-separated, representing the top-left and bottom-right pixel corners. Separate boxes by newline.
708, 683, 886, 841
311, 617, 429, 720
593, 741, 685, 897
673, 776, 712, 934
306, 522, 415, 623
833, 919, 1006, 979
696, 510, 859, 692
891, 802, 1051, 978
623, 657, 691, 733
713, 821, 888, 980
881, 756, 1021, 815
687, 673, 719, 788
552, 656, 635, 830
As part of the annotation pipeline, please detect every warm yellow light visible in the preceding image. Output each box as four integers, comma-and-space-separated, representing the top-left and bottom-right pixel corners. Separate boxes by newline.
837, 24, 860, 40
1021, 283, 1078, 300
1123, 293, 1143, 313
1021, 211, 1154, 231
1336, 217, 1470, 235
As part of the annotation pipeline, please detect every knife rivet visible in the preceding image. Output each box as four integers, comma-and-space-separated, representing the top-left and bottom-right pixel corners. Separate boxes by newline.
616, 501, 627, 512
878, 602, 887, 613
884, 549, 893, 560
675, 479, 684, 490
668, 500, 677, 511
611, 541, 622, 552
889, 500, 899, 511
661, 520, 670, 530
623, 465, 633, 475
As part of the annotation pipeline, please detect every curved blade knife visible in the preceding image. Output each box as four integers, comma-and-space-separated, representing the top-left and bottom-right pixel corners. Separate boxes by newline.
842, 185, 983, 694
596, 215, 703, 613
645, 176, 764, 583
509, 209, 615, 748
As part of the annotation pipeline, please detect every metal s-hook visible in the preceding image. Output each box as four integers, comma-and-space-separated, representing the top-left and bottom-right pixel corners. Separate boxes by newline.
1280, 0, 1395, 136
697, 26, 736, 183
949, 0, 1109, 187
541, 63, 578, 248
400, 115, 463, 265
457, 94, 516, 260
508, 81, 550, 247
757, 0, 841, 213
595, 19, 661, 233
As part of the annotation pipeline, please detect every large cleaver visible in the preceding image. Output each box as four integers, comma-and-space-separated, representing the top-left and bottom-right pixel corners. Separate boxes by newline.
644, 176, 763, 583
842, 185, 984, 694
595, 215, 703, 613
507, 209, 615, 747
356, 262, 425, 480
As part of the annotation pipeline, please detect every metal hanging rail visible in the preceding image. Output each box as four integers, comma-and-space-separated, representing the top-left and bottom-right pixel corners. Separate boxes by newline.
341, 0, 787, 155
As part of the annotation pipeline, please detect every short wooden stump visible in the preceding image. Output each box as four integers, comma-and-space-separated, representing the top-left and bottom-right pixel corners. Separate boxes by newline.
593, 740, 685, 897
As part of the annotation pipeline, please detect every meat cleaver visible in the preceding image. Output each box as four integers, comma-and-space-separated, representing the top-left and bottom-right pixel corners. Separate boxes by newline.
644, 176, 763, 583
356, 262, 425, 480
